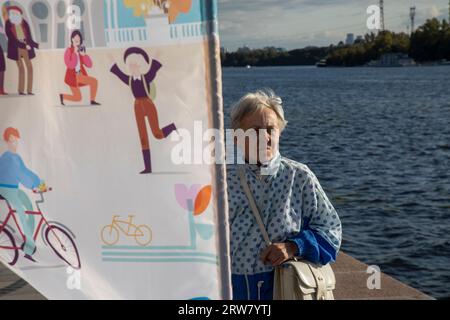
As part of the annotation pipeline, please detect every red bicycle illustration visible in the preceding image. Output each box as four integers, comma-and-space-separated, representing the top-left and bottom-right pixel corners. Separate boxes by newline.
0, 188, 81, 269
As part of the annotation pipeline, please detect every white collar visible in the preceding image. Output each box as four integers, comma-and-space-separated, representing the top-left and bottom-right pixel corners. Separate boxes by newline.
244, 151, 282, 178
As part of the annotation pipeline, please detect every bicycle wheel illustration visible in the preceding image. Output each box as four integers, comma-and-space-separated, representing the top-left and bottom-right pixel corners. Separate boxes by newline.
0, 228, 18, 266
134, 225, 152, 246
45, 225, 81, 269
101, 225, 120, 246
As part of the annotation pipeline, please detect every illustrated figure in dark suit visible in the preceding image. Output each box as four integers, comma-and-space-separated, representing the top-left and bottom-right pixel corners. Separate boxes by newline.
5, 6, 39, 95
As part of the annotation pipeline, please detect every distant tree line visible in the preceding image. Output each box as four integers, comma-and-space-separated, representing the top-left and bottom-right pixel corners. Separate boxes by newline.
221, 18, 450, 67
326, 31, 410, 66
327, 19, 450, 66
221, 46, 332, 67
410, 18, 450, 62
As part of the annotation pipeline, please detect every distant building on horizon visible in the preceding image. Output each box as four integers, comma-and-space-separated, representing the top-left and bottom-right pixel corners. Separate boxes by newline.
345, 33, 354, 45
367, 53, 417, 67
237, 45, 252, 52
355, 35, 364, 44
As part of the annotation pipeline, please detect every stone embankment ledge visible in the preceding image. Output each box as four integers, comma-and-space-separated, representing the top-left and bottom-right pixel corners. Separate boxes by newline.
0, 252, 433, 300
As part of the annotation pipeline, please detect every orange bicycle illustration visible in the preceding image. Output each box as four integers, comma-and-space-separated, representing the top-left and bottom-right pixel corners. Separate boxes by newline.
0, 188, 81, 269
101, 215, 152, 246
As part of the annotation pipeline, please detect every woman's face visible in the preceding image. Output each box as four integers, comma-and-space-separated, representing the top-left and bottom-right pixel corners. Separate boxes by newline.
72, 35, 81, 47
126, 54, 150, 77
237, 108, 281, 164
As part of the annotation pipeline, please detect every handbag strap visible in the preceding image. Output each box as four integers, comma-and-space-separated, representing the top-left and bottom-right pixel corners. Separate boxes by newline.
237, 165, 272, 246
307, 263, 327, 300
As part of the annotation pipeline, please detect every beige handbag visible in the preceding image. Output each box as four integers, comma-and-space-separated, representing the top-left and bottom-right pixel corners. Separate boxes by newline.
237, 166, 336, 300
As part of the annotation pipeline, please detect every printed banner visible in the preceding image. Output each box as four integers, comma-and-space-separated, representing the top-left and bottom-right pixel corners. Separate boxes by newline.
0, 0, 230, 299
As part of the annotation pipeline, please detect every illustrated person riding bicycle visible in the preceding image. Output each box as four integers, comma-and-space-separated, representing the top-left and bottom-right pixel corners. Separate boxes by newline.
0, 127, 44, 262
0, 127, 81, 268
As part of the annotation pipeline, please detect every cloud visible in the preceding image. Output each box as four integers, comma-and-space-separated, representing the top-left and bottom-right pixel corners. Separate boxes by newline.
217, 0, 450, 50
217, 0, 371, 49
427, 5, 441, 17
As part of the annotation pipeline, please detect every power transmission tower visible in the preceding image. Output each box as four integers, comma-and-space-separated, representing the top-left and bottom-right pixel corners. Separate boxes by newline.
410, 6, 416, 35
379, 0, 385, 31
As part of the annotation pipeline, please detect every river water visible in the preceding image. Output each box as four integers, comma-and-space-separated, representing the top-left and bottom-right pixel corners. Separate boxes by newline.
222, 65, 450, 299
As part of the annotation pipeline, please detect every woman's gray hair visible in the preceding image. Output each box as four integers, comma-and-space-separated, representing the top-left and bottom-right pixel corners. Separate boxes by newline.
230, 89, 288, 131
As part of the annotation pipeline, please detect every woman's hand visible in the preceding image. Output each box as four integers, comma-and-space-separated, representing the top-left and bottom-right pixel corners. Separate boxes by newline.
260, 242, 298, 267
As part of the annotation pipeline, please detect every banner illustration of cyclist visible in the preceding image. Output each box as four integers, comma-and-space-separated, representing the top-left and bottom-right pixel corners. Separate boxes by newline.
0, 127, 81, 269
0, 127, 42, 262
0, 0, 230, 300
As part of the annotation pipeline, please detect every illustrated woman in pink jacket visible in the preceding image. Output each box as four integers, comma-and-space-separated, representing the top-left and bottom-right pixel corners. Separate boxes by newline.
59, 30, 100, 106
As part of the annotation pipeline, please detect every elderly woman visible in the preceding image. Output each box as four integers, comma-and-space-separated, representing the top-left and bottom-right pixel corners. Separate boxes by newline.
227, 89, 342, 300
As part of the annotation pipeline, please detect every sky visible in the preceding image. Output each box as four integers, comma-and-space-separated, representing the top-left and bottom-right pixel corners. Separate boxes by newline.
217, 0, 450, 50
